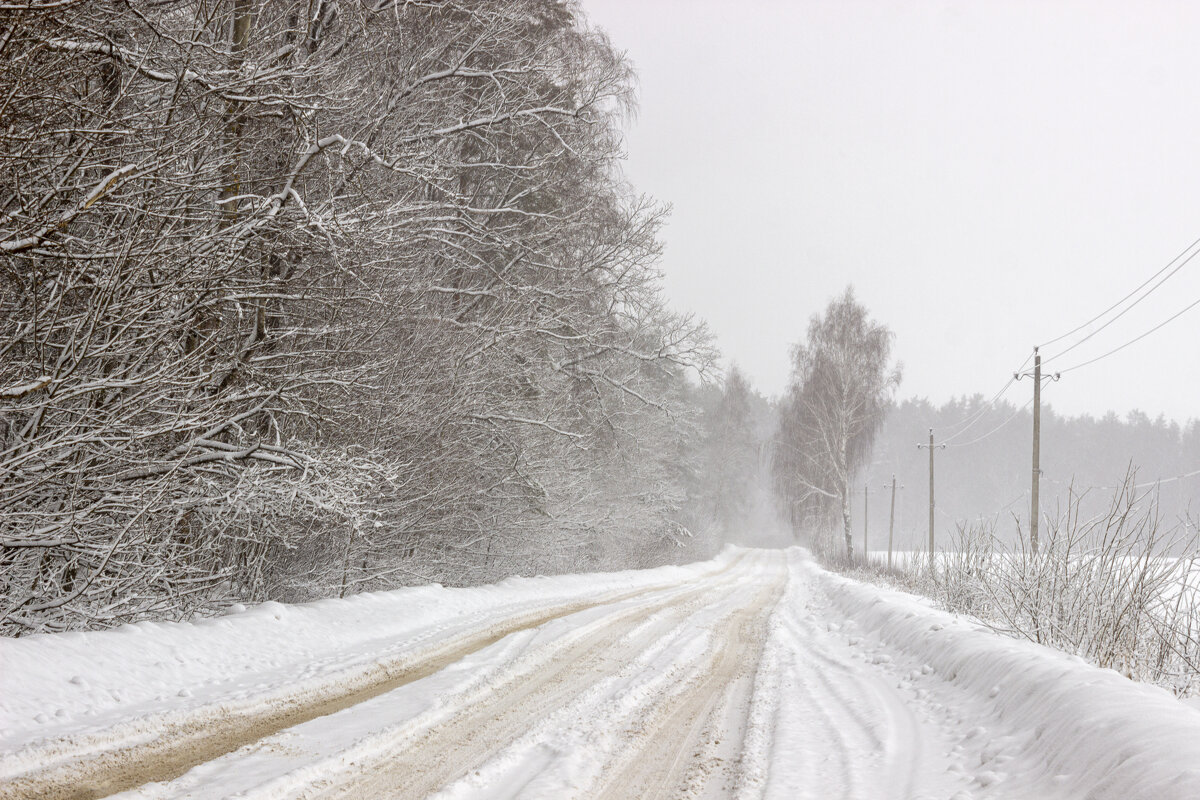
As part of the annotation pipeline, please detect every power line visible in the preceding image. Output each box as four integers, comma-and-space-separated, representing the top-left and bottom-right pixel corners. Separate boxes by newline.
940, 352, 1033, 444
945, 397, 1034, 448
938, 234, 1199, 453
987, 491, 1028, 518
935, 492, 1029, 524
1057, 294, 1200, 375
1044, 467, 1200, 492
940, 377, 1018, 444
1133, 467, 1200, 488
923, 236, 1200, 538
1038, 233, 1200, 357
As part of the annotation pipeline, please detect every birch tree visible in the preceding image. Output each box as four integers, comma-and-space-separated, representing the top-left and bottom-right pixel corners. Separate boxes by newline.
774, 288, 900, 557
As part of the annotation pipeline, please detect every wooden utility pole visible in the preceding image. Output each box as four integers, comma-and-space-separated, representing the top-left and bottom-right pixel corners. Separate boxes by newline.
1031, 349, 1041, 553
863, 484, 869, 561
917, 429, 945, 567
926, 431, 934, 562
1016, 348, 1058, 555
886, 474, 898, 569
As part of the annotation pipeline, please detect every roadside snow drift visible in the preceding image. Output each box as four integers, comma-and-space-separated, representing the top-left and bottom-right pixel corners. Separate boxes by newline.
811, 560, 1200, 799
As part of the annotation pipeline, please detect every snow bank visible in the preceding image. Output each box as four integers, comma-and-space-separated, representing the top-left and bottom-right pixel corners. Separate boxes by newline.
0, 549, 738, 769
809, 560, 1200, 799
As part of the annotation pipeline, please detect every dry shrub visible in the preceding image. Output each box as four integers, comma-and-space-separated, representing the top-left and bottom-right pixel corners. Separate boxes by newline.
829, 471, 1200, 695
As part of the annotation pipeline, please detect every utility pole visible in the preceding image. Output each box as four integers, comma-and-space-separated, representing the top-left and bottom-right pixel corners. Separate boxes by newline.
1015, 348, 1059, 555
916, 429, 945, 568
1032, 350, 1041, 554
863, 484, 869, 562
884, 474, 901, 569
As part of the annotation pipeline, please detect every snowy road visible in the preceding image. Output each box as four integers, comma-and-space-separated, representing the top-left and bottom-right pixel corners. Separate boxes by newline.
4, 548, 1200, 799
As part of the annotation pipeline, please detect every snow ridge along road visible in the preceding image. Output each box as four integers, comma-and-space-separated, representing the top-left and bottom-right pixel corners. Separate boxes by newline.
4, 547, 1200, 799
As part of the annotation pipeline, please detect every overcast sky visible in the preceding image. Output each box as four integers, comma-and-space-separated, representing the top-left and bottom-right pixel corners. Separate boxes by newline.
582, 0, 1200, 425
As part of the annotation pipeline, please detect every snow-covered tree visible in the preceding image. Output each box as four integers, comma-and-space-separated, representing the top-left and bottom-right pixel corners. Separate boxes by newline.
0, 0, 714, 633
774, 288, 901, 557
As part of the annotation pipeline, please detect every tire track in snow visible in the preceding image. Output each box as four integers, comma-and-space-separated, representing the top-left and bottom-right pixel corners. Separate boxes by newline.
307, 554, 780, 800
590, 557, 787, 800
780, 562, 1013, 799
786, 650, 859, 799
0, 558, 746, 800
799, 641, 919, 799
744, 553, 963, 800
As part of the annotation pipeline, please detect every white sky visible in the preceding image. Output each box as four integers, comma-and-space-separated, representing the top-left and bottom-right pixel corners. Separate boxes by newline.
582, 0, 1200, 424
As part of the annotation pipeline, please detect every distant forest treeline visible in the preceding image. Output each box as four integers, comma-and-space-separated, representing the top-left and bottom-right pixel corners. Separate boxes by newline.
860, 397, 1200, 551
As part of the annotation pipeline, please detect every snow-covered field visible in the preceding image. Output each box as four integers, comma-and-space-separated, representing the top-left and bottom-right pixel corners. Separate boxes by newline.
3, 547, 1199, 799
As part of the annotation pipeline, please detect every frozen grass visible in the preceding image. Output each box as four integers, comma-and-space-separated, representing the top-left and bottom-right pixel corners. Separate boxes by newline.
818, 474, 1200, 696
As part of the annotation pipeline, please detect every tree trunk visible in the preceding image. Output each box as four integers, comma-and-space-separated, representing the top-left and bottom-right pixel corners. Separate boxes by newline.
220, 0, 253, 218
841, 488, 853, 559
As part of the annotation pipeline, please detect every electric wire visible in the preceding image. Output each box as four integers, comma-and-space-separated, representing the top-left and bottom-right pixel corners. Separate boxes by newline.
1043, 467, 1200, 492
930, 233, 1200, 453
1038, 233, 1200, 350
924, 236, 1200, 529
988, 491, 1028, 518
939, 376, 1017, 443
976, 491, 1028, 521
939, 352, 1033, 444
1056, 294, 1200, 375
1132, 467, 1200, 489
944, 396, 1034, 448
1040, 237, 1200, 366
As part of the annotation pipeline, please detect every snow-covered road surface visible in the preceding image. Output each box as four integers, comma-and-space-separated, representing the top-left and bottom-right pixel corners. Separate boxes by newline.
4, 548, 1200, 799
